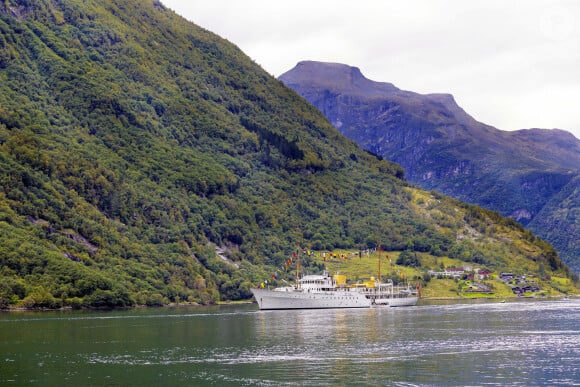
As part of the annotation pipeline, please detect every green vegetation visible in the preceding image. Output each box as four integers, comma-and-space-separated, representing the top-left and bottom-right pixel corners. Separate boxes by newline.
0, 0, 576, 309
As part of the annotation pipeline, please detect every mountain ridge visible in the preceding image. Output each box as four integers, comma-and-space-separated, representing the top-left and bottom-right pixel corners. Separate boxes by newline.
280, 61, 580, 272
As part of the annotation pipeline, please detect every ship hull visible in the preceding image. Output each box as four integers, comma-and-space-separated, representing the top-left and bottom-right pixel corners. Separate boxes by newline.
251, 288, 371, 310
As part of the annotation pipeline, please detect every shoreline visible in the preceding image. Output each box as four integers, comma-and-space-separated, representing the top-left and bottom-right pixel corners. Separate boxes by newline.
0, 299, 256, 312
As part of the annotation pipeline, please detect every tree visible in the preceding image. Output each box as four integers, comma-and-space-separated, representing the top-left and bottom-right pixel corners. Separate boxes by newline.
396, 250, 421, 267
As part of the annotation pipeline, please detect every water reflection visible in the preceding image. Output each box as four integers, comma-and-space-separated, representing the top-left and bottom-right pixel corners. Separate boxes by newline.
1, 300, 579, 386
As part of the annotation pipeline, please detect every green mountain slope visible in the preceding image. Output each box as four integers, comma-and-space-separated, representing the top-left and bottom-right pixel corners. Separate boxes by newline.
279, 61, 580, 273
0, 0, 575, 308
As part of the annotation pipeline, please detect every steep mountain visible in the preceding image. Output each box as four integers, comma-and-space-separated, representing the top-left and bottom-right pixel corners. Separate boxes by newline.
279, 61, 580, 273
0, 1, 575, 309
528, 175, 579, 264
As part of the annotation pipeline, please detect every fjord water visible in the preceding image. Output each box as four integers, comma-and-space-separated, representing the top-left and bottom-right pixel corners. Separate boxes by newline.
1, 300, 578, 386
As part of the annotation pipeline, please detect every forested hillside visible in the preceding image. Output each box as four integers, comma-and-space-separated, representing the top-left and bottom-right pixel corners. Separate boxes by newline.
0, 0, 574, 309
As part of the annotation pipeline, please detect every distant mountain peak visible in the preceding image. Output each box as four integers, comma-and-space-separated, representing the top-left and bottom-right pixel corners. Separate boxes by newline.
284, 61, 367, 83
280, 61, 399, 97
281, 60, 482, 130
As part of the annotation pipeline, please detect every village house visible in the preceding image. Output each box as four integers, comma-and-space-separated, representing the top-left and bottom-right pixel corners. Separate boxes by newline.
428, 266, 490, 279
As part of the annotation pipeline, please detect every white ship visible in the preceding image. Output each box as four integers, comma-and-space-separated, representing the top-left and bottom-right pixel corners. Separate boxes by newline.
251, 247, 419, 310
251, 272, 419, 310
251, 272, 372, 310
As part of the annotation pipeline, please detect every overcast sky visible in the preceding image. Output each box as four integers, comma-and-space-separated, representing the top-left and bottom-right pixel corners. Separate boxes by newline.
162, 0, 580, 139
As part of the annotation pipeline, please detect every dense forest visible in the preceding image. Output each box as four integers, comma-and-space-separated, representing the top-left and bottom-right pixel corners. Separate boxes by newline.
0, 0, 575, 309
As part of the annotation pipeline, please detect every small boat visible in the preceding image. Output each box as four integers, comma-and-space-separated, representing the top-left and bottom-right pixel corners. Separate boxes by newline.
358, 279, 419, 307
357, 243, 418, 307
251, 271, 372, 310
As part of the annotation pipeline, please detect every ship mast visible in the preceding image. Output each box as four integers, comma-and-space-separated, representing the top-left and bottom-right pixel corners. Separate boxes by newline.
377, 241, 381, 288
295, 248, 301, 289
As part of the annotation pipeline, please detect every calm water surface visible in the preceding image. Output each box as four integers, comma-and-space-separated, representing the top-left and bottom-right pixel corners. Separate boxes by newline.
1, 299, 578, 386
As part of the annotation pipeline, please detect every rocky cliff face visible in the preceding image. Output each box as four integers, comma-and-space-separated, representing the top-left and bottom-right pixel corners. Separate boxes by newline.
280, 61, 580, 272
